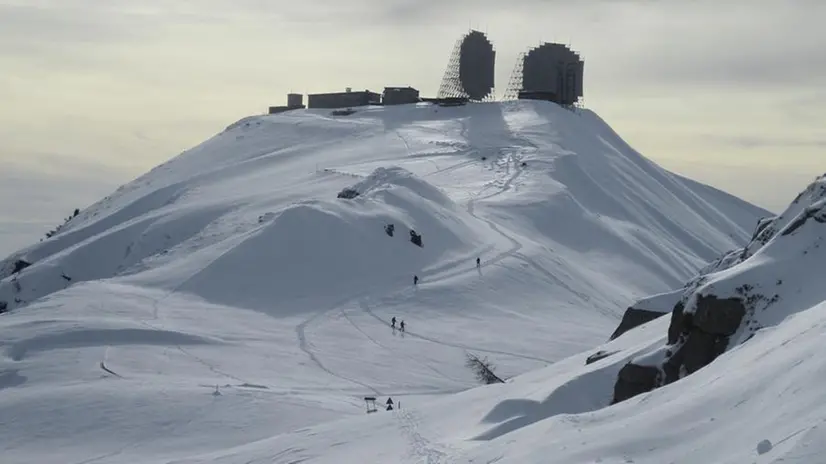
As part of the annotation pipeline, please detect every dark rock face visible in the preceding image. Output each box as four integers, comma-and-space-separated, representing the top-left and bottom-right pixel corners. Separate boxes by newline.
585, 350, 615, 365
612, 363, 661, 404
663, 330, 727, 383
336, 188, 360, 199
612, 295, 746, 404
692, 295, 746, 336
12, 259, 31, 274
661, 294, 745, 384
410, 230, 422, 247
609, 308, 666, 341
611, 175, 824, 406
667, 301, 686, 345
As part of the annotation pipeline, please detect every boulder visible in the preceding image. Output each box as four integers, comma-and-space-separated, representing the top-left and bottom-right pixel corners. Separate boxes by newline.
660, 294, 743, 385
585, 350, 615, 365
12, 259, 31, 274
336, 188, 360, 199
609, 308, 666, 340
409, 230, 422, 247
612, 363, 660, 404
663, 331, 728, 383
693, 295, 746, 336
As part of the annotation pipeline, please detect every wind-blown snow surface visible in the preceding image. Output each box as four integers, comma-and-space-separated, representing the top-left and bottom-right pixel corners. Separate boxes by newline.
0, 101, 768, 463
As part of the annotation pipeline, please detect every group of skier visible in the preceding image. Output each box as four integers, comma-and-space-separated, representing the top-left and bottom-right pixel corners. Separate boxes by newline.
390, 316, 405, 332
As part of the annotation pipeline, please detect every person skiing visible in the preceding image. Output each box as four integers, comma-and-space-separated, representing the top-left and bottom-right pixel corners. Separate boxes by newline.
400, 320, 406, 332
391, 316, 397, 329
413, 275, 419, 286
476, 257, 481, 268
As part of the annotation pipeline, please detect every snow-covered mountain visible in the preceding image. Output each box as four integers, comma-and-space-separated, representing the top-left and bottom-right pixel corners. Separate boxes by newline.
0, 101, 772, 463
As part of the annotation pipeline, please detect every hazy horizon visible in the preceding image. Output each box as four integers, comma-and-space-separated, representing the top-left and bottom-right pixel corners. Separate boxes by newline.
1, 0, 823, 255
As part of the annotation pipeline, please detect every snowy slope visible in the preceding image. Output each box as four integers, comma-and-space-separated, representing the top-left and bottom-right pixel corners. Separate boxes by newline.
0, 101, 768, 463
160, 175, 826, 464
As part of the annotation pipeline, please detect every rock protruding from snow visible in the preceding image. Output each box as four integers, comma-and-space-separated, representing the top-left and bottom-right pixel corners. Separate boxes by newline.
336, 188, 360, 199
757, 439, 773, 455
609, 308, 667, 341
612, 174, 826, 404
585, 350, 616, 365
612, 363, 660, 404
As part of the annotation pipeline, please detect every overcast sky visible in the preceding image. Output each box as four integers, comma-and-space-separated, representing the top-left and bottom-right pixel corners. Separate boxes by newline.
1, 0, 823, 253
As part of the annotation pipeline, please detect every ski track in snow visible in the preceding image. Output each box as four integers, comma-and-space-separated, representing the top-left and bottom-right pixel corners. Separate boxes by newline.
397, 408, 456, 464
359, 298, 553, 364
339, 306, 470, 386
295, 299, 384, 396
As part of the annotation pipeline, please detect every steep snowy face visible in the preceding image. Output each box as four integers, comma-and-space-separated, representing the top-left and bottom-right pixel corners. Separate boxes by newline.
612, 173, 826, 403
609, 174, 826, 341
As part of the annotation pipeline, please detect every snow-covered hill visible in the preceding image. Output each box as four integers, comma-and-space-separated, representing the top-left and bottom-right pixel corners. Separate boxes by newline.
155, 174, 826, 464
0, 101, 770, 463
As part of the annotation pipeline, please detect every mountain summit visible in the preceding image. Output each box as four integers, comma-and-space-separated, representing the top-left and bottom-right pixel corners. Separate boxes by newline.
0, 101, 768, 463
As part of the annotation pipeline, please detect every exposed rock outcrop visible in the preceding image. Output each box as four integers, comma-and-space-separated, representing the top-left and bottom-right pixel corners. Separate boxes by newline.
609, 308, 666, 341
336, 188, 360, 199
409, 230, 422, 247
612, 363, 661, 404
12, 259, 31, 274
612, 173, 826, 404
585, 350, 616, 365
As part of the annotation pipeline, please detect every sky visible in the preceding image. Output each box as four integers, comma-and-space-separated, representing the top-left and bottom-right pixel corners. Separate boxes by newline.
0, 0, 823, 255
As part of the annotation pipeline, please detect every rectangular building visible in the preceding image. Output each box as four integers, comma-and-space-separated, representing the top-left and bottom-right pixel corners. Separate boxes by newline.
307, 89, 381, 109
382, 87, 420, 105
287, 93, 304, 108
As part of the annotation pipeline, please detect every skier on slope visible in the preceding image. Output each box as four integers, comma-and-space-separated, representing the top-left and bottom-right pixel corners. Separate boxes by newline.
400, 320, 406, 332
391, 316, 397, 329
413, 275, 419, 286
476, 257, 481, 268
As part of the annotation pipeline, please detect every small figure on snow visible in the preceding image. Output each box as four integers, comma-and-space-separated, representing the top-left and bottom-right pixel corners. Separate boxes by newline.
476, 257, 481, 268
413, 275, 419, 286
391, 316, 397, 330
400, 320, 406, 332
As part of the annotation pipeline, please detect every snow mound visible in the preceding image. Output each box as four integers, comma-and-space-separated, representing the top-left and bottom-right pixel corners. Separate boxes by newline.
345, 166, 455, 207
177, 169, 480, 313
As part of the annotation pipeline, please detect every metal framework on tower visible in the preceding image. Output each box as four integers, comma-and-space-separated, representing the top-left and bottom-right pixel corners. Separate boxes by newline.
437, 37, 465, 99
437, 30, 496, 102
502, 52, 525, 101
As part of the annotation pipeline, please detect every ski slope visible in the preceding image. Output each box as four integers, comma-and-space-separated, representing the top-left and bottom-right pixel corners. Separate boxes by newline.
0, 101, 771, 463
190, 174, 824, 464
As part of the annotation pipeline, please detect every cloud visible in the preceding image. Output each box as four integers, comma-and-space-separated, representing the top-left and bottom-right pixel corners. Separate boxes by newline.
704, 135, 826, 150
0, 0, 820, 218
